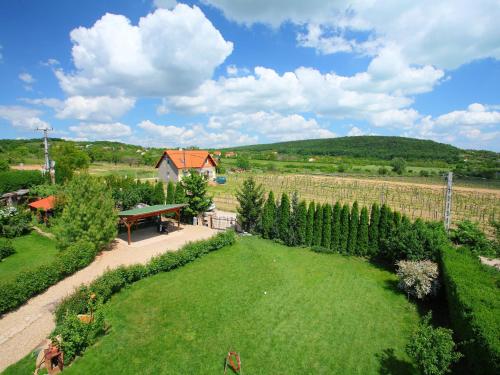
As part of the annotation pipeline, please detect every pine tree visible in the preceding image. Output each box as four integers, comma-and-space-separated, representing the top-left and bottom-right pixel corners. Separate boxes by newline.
339, 204, 350, 253
401, 214, 411, 227
297, 200, 307, 245
369, 203, 380, 255
181, 172, 212, 220
278, 193, 290, 242
287, 192, 300, 246
236, 177, 265, 233
357, 206, 369, 256
347, 201, 359, 254
331, 202, 341, 252
262, 191, 276, 239
173, 182, 186, 204
393, 211, 402, 229
322, 203, 332, 250
152, 181, 165, 205
166, 181, 175, 204
305, 201, 315, 246
313, 203, 323, 246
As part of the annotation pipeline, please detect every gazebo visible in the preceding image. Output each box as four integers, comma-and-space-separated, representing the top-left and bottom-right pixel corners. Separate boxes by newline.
28, 195, 56, 224
118, 203, 187, 245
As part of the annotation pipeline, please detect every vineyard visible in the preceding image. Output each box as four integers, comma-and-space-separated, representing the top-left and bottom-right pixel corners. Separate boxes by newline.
210, 173, 500, 233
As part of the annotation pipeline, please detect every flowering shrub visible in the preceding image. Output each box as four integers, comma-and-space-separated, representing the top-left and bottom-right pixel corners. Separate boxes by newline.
0, 206, 31, 238
396, 260, 439, 299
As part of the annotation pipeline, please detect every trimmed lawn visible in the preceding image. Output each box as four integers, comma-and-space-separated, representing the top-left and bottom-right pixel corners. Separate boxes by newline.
0, 232, 58, 284
4, 237, 419, 374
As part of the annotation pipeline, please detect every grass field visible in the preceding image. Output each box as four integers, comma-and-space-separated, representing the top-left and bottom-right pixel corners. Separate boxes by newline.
5, 237, 421, 374
88, 162, 157, 179
0, 232, 58, 284
210, 172, 500, 233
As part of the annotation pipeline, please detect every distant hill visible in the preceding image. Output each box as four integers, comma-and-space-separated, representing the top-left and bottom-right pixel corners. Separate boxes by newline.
226, 136, 466, 163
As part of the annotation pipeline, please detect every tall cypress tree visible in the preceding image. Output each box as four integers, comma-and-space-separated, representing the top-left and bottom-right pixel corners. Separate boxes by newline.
322, 203, 332, 250
305, 201, 315, 246
236, 177, 265, 233
378, 204, 391, 253
173, 182, 186, 204
357, 206, 369, 256
393, 211, 402, 229
278, 193, 290, 242
401, 214, 411, 227
287, 192, 300, 246
152, 181, 166, 205
347, 201, 359, 254
369, 203, 380, 255
331, 201, 341, 252
313, 203, 323, 246
262, 191, 276, 239
166, 181, 175, 204
297, 200, 307, 246
339, 203, 350, 253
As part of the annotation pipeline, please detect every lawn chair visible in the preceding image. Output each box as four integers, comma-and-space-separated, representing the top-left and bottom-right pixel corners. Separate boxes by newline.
224, 351, 242, 374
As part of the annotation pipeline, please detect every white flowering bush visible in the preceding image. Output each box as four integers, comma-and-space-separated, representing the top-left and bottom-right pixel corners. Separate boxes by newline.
396, 260, 439, 299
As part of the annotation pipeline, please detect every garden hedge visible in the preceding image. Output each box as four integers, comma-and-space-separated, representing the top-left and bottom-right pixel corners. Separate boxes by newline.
0, 170, 45, 195
440, 245, 500, 375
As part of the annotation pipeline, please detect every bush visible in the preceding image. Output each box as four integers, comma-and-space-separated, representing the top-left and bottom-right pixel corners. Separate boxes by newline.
406, 313, 462, 375
378, 166, 389, 175
0, 206, 32, 238
440, 245, 500, 375
396, 260, 439, 299
0, 170, 44, 195
450, 220, 496, 257
0, 238, 15, 260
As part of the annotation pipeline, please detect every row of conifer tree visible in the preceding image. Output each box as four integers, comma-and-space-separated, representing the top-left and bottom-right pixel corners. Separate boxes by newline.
259, 191, 409, 256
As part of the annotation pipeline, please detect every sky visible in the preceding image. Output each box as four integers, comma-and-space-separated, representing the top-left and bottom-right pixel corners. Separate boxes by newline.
0, 0, 499, 151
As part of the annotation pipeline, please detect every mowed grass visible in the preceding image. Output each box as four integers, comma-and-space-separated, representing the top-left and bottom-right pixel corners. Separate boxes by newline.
0, 232, 58, 283
25, 236, 420, 375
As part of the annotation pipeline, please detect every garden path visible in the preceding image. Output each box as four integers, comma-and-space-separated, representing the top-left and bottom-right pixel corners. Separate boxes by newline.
0, 224, 217, 372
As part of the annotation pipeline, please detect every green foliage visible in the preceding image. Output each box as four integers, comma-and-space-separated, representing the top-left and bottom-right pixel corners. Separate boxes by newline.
391, 157, 407, 175
0, 207, 32, 238
0, 238, 15, 260
312, 203, 323, 247
440, 246, 500, 375
287, 192, 300, 246
0, 158, 9, 172
331, 202, 341, 253
236, 155, 251, 170
152, 181, 165, 205
397, 260, 440, 299
278, 193, 290, 242
262, 191, 276, 239
406, 313, 462, 375
53, 142, 90, 183
378, 166, 389, 175
339, 204, 350, 253
450, 220, 497, 257
378, 204, 391, 252
369, 203, 380, 255
181, 171, 212, 219
305, 201, 315, 246
357, 206, 369, 256
174, 182, 186, 204
236, 177, 264, 233
166, 181, 175, 204
322, 204, 332, 250
0, 170, 45, 194
55, 174, 117, 251
105, 176, 158, 209
347, 201, 359, 254
296, 200, 307, 246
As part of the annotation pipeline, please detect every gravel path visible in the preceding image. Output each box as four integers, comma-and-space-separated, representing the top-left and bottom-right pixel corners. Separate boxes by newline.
0, 225, 217, 372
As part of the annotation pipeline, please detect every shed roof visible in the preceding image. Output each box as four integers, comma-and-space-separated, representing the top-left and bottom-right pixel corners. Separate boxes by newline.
155, 150, 217, 169
118, 203, 187, 217
28, 196, 56, 211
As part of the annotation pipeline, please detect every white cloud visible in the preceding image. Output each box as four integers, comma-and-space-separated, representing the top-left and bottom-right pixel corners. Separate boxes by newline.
434, 103, 500, 127
56, 5, 233, 97
347, 126, 364, 136
69, 122, 132, 140
56, 96, 135, 122
153, 0, 177, 9
226, 64, 250, 77
0, 106, 50, 130
205, 0, 500, 69
41, 58, 60, 66
19, 73, 35, 84
370, 109, 421, 129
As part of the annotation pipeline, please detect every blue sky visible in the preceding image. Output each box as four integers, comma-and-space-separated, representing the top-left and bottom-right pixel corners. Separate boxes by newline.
0, 0, 499, 151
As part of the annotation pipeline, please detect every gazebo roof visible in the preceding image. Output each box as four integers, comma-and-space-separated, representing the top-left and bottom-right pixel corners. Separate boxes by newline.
118, 203, 187, 217
28, 196, 56, 211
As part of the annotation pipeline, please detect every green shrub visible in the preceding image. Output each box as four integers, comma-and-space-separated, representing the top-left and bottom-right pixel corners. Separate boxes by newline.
166, 181, 175, 204
322, 204, 332, 250
262, 191, 276, 239
440, 245, 500, 375
357, 206, 369, 256
305, 201, 315, 246
296, 200, 307, 246
450, 220, 497, 257
331, 202, 341, 253
347, 201, 359, 254
278, 193, 290, 242
369, 203, 380, 255
312, 203, 323, 247
0, 238, 15, 260
339, 204, 349, 253
0, 170, 44, 195
0, 207, 32, 238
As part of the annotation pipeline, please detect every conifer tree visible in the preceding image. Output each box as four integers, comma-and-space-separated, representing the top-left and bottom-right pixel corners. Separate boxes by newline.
287, 192, 300, 246
305, 201, 315, 246
152, 181, 165, 204
393, 211, 402, 229
369, 203, 380, 255
331, 201, 341, 252
173, 182, 186, 204
236, 177, 265, 233
181, 172, 212, 220
347, 201, 359, 254
297, 200, 307, 245
322, 203, 332, 250
166, 181, 175, 204
278, 193, 290, 242
313, 203, 323, 246
339, 203, 350, 253
401, 214, 411, 227
262, 191, 276, 239
357, 206, 369, 256
378, 204, 391, 252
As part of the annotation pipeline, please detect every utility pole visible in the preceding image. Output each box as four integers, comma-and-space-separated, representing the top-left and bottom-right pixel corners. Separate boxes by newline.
444, 171, 453, 232
36, 127, 55, 184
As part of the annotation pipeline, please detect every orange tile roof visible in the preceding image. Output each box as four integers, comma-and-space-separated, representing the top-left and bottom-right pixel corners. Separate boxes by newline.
28, 195, 55, 211
155, 150, 217, 169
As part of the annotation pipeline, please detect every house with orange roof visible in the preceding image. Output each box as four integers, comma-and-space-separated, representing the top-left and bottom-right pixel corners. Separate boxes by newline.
155, 149, 217, 183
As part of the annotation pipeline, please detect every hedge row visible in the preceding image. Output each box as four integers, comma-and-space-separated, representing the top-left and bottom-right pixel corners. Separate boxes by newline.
0, 170, 45, 194
55, 230, 236, 323
0, 240, 96, 315
440, 245, 500, 375
0, 238, 15, 260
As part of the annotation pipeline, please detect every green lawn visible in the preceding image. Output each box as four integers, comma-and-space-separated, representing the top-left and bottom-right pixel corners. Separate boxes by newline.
4, 237, 420, 375
0, 232, 58, 284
